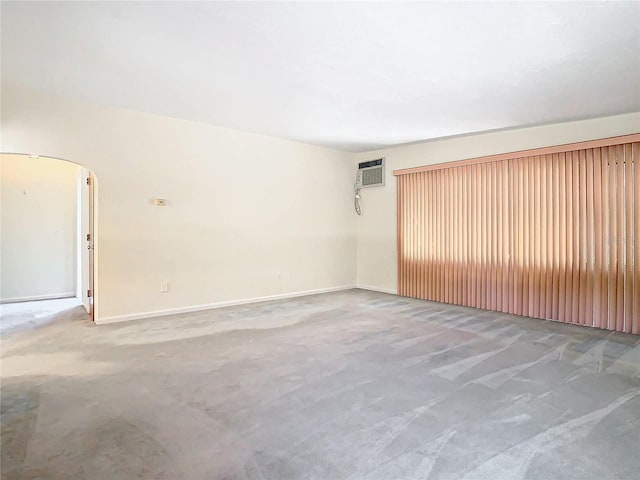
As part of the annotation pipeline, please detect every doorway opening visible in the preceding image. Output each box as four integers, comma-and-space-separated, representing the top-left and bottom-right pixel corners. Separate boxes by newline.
0, 153, 97, 332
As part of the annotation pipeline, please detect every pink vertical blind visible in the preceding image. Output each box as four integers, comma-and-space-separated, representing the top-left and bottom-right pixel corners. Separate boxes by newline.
396, 136, 639, 333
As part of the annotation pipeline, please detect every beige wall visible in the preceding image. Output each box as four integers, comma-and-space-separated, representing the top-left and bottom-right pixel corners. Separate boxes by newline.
1, 85, 356, 322
1, 154, 81, 301
3, 84, 637, 321
353, 113, 640, 293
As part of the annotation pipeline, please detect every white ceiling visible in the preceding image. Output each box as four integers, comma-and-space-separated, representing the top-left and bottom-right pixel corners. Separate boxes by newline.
2, 2, 639, 152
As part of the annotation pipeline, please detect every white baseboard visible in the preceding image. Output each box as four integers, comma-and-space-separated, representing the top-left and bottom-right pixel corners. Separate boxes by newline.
96, 285, 357, 324
355, 284, 398, 295
0, 293, 76, 304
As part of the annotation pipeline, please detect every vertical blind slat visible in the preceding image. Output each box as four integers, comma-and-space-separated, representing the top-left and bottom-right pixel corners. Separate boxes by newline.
533, 156, 541, 319
578, 149, 587, 325
585, 149, 595, 327
558, 154, 568, 323
615, 145, 626, 332
593, 148, 604, 328
543, 157, 552, 319
624, 142, 633, 332
571, 151, 581, 324
552, 154, 561, 320
633, 143, 640, 334
607, 147, 618, 330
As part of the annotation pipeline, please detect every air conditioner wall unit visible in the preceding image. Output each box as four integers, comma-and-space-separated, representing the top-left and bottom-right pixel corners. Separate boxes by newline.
357, 158, 385, 188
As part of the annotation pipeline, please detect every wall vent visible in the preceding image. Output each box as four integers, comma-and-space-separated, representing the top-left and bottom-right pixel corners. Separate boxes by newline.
357, 158, 385, 188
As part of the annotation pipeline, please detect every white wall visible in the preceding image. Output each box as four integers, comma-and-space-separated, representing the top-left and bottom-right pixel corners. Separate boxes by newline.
1, 154, 81, 302
354, 113, 640, 293
1, 85, 356, 322
3, 84, 636, 321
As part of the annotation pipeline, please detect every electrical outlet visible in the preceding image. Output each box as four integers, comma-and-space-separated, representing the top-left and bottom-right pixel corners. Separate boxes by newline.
276, 273, 282, 280
160, 281, 169, 292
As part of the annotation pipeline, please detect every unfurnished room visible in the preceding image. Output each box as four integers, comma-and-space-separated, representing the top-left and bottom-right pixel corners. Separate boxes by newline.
0, 1, 639, 479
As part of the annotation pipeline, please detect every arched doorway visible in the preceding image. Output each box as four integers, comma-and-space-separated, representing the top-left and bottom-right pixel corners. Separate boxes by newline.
0, 153, 97, 327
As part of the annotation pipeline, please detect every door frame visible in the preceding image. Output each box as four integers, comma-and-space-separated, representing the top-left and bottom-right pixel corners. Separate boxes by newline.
1, 152, 99, 322
87, 172, 95, 321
